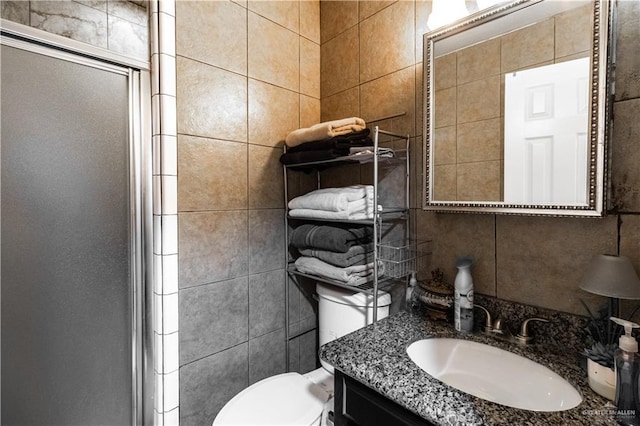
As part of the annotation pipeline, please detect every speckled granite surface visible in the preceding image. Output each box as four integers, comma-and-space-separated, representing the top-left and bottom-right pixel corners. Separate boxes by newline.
472, 294, 591, 355
319, 309, 618, 426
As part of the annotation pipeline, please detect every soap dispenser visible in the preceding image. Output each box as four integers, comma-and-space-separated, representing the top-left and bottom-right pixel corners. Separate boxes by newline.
610, 317, 640, 425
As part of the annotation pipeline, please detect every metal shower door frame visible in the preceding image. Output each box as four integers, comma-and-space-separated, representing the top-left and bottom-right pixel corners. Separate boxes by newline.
1, 20, 153, 426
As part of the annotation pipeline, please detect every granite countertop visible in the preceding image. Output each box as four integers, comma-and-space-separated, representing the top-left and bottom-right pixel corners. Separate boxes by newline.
319, 309, 618, 426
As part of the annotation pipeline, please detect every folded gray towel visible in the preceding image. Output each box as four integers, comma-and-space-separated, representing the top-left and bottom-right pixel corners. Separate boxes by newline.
294, 256, 375, 286
289, 224, 371, 253
298, 243, 374, 267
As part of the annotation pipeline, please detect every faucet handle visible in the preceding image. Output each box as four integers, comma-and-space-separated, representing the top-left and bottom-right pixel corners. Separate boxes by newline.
516, 317, 549, 345
474, 305, 493, 332
493, 317, 507, 334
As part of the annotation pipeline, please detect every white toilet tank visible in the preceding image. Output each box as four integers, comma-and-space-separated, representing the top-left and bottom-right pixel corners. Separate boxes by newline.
316, 283, 391, 348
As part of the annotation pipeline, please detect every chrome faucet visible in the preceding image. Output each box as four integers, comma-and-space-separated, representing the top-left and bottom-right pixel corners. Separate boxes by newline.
515, 317, 549, 345
475, 305, 513, 339
474, 304, 493, 333
474, 304, 511, 335
475, 305, 548, 345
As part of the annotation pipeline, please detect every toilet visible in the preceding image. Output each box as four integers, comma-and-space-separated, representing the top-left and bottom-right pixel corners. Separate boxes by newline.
213, 283, 392, 426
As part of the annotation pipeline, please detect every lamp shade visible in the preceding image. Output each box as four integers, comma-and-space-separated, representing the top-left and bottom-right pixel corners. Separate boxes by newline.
580, 254, 640, 299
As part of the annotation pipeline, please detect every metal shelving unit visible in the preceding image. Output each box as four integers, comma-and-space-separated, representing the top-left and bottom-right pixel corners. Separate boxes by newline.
283, 126, 414, 369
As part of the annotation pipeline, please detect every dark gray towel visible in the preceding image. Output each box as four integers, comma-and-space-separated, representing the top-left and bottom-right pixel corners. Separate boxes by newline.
289, 224, 371, 253
285, 129, 372, 154
298, 243, 374, 267
279, 129, 373, 166
279, 149, 339, 165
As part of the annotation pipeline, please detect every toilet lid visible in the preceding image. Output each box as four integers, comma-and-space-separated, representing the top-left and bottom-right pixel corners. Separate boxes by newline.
213, 372, 330, 425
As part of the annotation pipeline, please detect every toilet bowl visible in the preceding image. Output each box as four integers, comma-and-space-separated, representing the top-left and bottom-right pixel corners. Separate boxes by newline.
212, 369, 333, 426
213, 283, 391, 426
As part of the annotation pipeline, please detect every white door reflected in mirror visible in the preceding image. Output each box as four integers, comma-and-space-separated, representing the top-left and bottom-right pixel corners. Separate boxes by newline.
504, 57, 590, 205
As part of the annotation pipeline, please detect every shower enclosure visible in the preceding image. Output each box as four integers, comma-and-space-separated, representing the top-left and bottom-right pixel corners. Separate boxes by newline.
1, 24, 152, 425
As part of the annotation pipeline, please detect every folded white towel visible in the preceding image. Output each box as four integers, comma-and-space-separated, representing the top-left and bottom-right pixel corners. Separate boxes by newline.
285, 117, 366, 148
288, 208, 375, 220
289, 195, 375, 220
346, 197, 373, 213
288, 185, 373, 212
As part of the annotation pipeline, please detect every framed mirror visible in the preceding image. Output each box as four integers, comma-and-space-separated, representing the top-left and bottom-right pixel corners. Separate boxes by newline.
422, 0, 615, 216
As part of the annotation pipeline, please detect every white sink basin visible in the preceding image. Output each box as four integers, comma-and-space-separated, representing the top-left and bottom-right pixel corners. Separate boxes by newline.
406, 338, 582, 412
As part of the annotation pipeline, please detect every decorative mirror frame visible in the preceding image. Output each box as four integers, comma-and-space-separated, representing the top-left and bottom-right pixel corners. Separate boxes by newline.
422, 0, 615, 217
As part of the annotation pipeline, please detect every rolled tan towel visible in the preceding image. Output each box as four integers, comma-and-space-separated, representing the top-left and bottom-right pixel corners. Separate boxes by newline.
285, 117, 366, 148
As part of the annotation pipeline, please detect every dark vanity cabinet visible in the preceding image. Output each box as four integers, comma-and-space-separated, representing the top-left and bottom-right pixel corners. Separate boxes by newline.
333, 370, 435, 426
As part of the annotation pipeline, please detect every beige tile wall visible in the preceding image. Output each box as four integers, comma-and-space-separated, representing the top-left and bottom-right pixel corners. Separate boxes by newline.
321, 1, 640, 318
175, 1, 320, 424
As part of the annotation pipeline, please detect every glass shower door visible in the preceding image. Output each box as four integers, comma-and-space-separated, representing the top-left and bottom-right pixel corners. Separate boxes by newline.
1, 41, 142, 425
